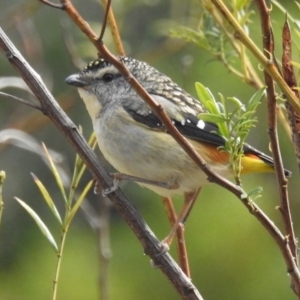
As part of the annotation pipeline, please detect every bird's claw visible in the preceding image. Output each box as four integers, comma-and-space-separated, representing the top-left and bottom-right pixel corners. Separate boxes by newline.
102, 177, 120, 197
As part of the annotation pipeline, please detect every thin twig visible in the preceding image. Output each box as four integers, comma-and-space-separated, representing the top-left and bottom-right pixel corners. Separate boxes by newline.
99, 0, 110, 42
162, 197, 190, 278
0, 91, 42, 110
100, 0, 125, 55
40, 0, 64, 9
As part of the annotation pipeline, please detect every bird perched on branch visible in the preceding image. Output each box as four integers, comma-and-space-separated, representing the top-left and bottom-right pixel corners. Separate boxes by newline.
66, 56, 291, 247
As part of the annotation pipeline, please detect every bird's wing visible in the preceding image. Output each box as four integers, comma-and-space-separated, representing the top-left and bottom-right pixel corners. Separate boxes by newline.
123, 93, 225, 146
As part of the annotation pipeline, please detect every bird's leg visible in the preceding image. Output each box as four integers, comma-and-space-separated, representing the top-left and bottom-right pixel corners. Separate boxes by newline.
160, 188, 201, 252
101, 172, 180, 196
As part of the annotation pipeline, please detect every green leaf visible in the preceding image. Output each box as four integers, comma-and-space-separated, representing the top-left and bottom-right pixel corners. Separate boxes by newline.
247, 186, 263, 200
73, 132, 97, 189
15, 197, 58, 252
42, 143, 67, 203
216, 102, 225, 114
195, 82, 219, 113
227, 97, 245, 111
198, 113, 226, 123
247, 86, 266, 108
31, 173, 62, 224
291, 61, 300, 69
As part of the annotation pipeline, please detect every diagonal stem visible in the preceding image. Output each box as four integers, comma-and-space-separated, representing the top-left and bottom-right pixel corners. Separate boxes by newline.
162, 197, 190, 278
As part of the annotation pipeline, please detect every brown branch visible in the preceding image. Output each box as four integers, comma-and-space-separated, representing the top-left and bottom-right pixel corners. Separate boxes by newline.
255, 0, 299, 296
255, 1, 288, 186
0, 27, 203, 300
100, 0, 125, 55
99, 0, 110, 42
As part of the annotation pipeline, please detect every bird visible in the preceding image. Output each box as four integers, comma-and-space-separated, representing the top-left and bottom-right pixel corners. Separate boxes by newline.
65, 56, 291, 248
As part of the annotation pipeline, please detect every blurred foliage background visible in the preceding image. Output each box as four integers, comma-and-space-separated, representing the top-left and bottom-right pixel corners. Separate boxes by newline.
0, 0, 299, 299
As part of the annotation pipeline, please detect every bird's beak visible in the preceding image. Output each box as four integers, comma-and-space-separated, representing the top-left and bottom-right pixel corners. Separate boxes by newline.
65, 74, 88, 88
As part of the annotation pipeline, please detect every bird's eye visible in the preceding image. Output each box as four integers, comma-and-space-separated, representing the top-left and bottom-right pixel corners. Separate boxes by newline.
102, 73, 114, 83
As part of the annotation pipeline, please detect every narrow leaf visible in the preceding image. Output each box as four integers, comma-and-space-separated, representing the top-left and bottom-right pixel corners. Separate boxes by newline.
198, 113, 226, 123
247, 87, 266, 108
291, 61, 300, 69
72, 132, 97, 191
247, 186, 263, 199
31, 173, 62, 224
42, 143, 67, 203
227, 97, 245, 112
195, 82, 219, 113
15, 197, 58, 252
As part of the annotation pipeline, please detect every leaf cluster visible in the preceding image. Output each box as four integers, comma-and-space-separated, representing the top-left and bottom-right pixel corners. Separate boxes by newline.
196, 82, 266, 180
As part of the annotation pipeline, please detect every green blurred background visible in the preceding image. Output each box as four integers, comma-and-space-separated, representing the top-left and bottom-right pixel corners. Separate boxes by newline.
0, 1, 299, 299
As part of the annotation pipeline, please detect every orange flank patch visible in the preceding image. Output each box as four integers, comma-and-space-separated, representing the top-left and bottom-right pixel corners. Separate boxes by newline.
189, 141, 230, 164
189, 140, 274, 174
203, 145, 229, 164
